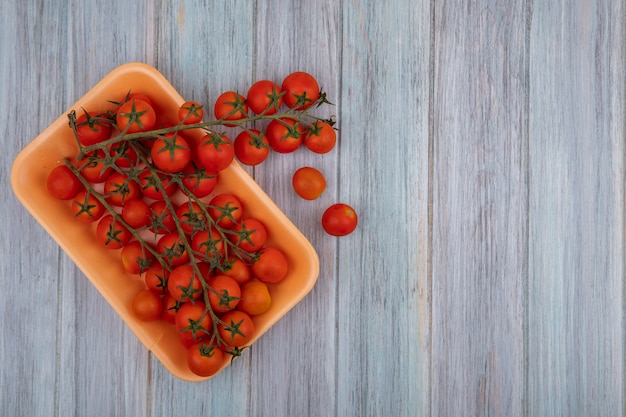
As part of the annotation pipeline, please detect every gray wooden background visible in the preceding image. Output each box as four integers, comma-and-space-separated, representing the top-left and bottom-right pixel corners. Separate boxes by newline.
1, 0, 624, 416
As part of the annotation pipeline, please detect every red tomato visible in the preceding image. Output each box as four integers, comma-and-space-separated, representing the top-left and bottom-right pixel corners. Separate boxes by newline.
213, 91, 248, 125
116, 98, 156, 133
265, 118, 305, 153
246, 80, 283, 115
181, 163, 218, 198
127, 92, 154, 107
71, 190, 105, 223
234, 129, 270, 166
104, 172, 142, 206
168, 264, 203, 303
281, 71, 320, 109
191, 227, 225, 263
75, 110, 112, 147
229, 218, 268, 253
157, 232, 190, 267
120, 240, 155, 274
151, 132, 192, 173
144, 265, 169, 295
131, 289, 163, 322
176, 301, 212, 347
139, 169, 178, 200
220, 256, 252, 285
322, 203, 358, 236
47, 165, 83, 200
194, 132, 235, 173
178, 101, 204, 125
305, 121, 337, 154
292, 167, 326, 200
161, 293, 179, 324
238, 281, 272, 316
121, 198, 151, 229
218, 310, 255, 347
187, 342, 224, 377
78, 150, 114, 183
96, 215, 133, 249
110, 141, 138, 168
207, 194, 243, 229
176, 201, 207, 235
206, 274, 241, 313
148, 201, 177, 234
251, 247, 289, 284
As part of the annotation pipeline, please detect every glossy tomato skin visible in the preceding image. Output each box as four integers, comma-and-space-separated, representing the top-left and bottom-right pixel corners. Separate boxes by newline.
213, 91, 248, 125
148, 201, 177, 234
322, 203, 358, 236
157, 232, 190, 267
176, 301, 212, 347
191, 227, 225, 263
234, 129, 270, 166
139, 169, 178, 201
104, 172, 142, 207
292, 167, 326, 200
238, 281, 272, 316
132, 289, 163, 322
110, 140, 138, 169
96, 215, 133, 249
305, 121, 337, 154
251, 247, 289, 284
207, 194, 243, 229
144, 265, 169, 295
79, 150, 114, 183
47, 165, 84, 200
168, 264, 203, 302
120, 240, 155, 275
218, 310, 255, 347
229, 218, 268, 253
206, 274, 241, 313
71, 190, 105, 223
151, 132, 192, 173
194, 133, 235, 173
246, 80, 283, 115
281, 71, 320, 110
220, 256, 252, 285
181, 163, 218, 198
176, 201, 207, 235
265, 118, 305, 153
187, 342, 224, 377
116, 98, 156, 133
75, 111, 112, 146
121, 198, 151, 229
178, 101, 204, 125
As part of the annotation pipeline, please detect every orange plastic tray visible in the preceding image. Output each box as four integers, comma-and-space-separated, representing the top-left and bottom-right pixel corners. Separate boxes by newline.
10, 62, 319, 382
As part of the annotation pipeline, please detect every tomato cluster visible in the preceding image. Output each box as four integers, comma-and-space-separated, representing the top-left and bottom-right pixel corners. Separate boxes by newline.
45, 70, 357, 377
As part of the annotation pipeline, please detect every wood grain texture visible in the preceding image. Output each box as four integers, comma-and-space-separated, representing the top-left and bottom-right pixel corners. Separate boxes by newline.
527, 0, 625, 415
431, 1, 527, 415
1, 0, 625, 416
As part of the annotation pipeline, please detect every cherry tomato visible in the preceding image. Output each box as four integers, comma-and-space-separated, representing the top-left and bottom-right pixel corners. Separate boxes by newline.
238, 281, 272, 316
157, 232, 190, 267
109, 141, 138, 168
218, 310, 255, 347
251, 247, 289, 284
104, 172, 141, 207
234, 129, 270, 166
144, 265, 169, 295
151, 132, 192, 173
220, 256, 252, 285
191, 227, 225, 263
246, 80, 283, 115
47, 165, 83, 200
96, 215, 133, 249
176, 201, 207, 235
127, 92, 154, 107
187, 342, 224, 377
139, 169, 178, 201
305, 121, 337, 154
265, 118, 305, 153
292, 167, 326, 200
79, 150, 114, 183
116, 98, 156, 133
131, 289, 163, 322
281, 71, 320, 109
229, 218, 268, 253
207, 194, 243, 229
181, 163, 218, 198
194, 132, 235, 173
71, 190, 105, 223
168, 264, 203, 303
121, 198, 151, 229
161, 293, 179, 324
148, 201, 177, 234
206, 274, 241, 313
322, 203, 358, 236
213, 91, 248, 125
178, 101, 204, 125
75, 110, 112, 147
120, 240, 155, 274
176, 301, 212, 347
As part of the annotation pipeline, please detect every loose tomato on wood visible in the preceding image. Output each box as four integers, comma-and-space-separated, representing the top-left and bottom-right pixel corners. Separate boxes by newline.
322, 203, 358, 236
292, 167, 326, 200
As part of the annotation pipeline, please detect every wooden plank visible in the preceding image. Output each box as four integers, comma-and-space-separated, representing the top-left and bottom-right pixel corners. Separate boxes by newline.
336, 1, 431, 416
249, 1, 342, 416
527, 0, 625, 414
430, 1, 527, 415
149, 2, 256, 416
